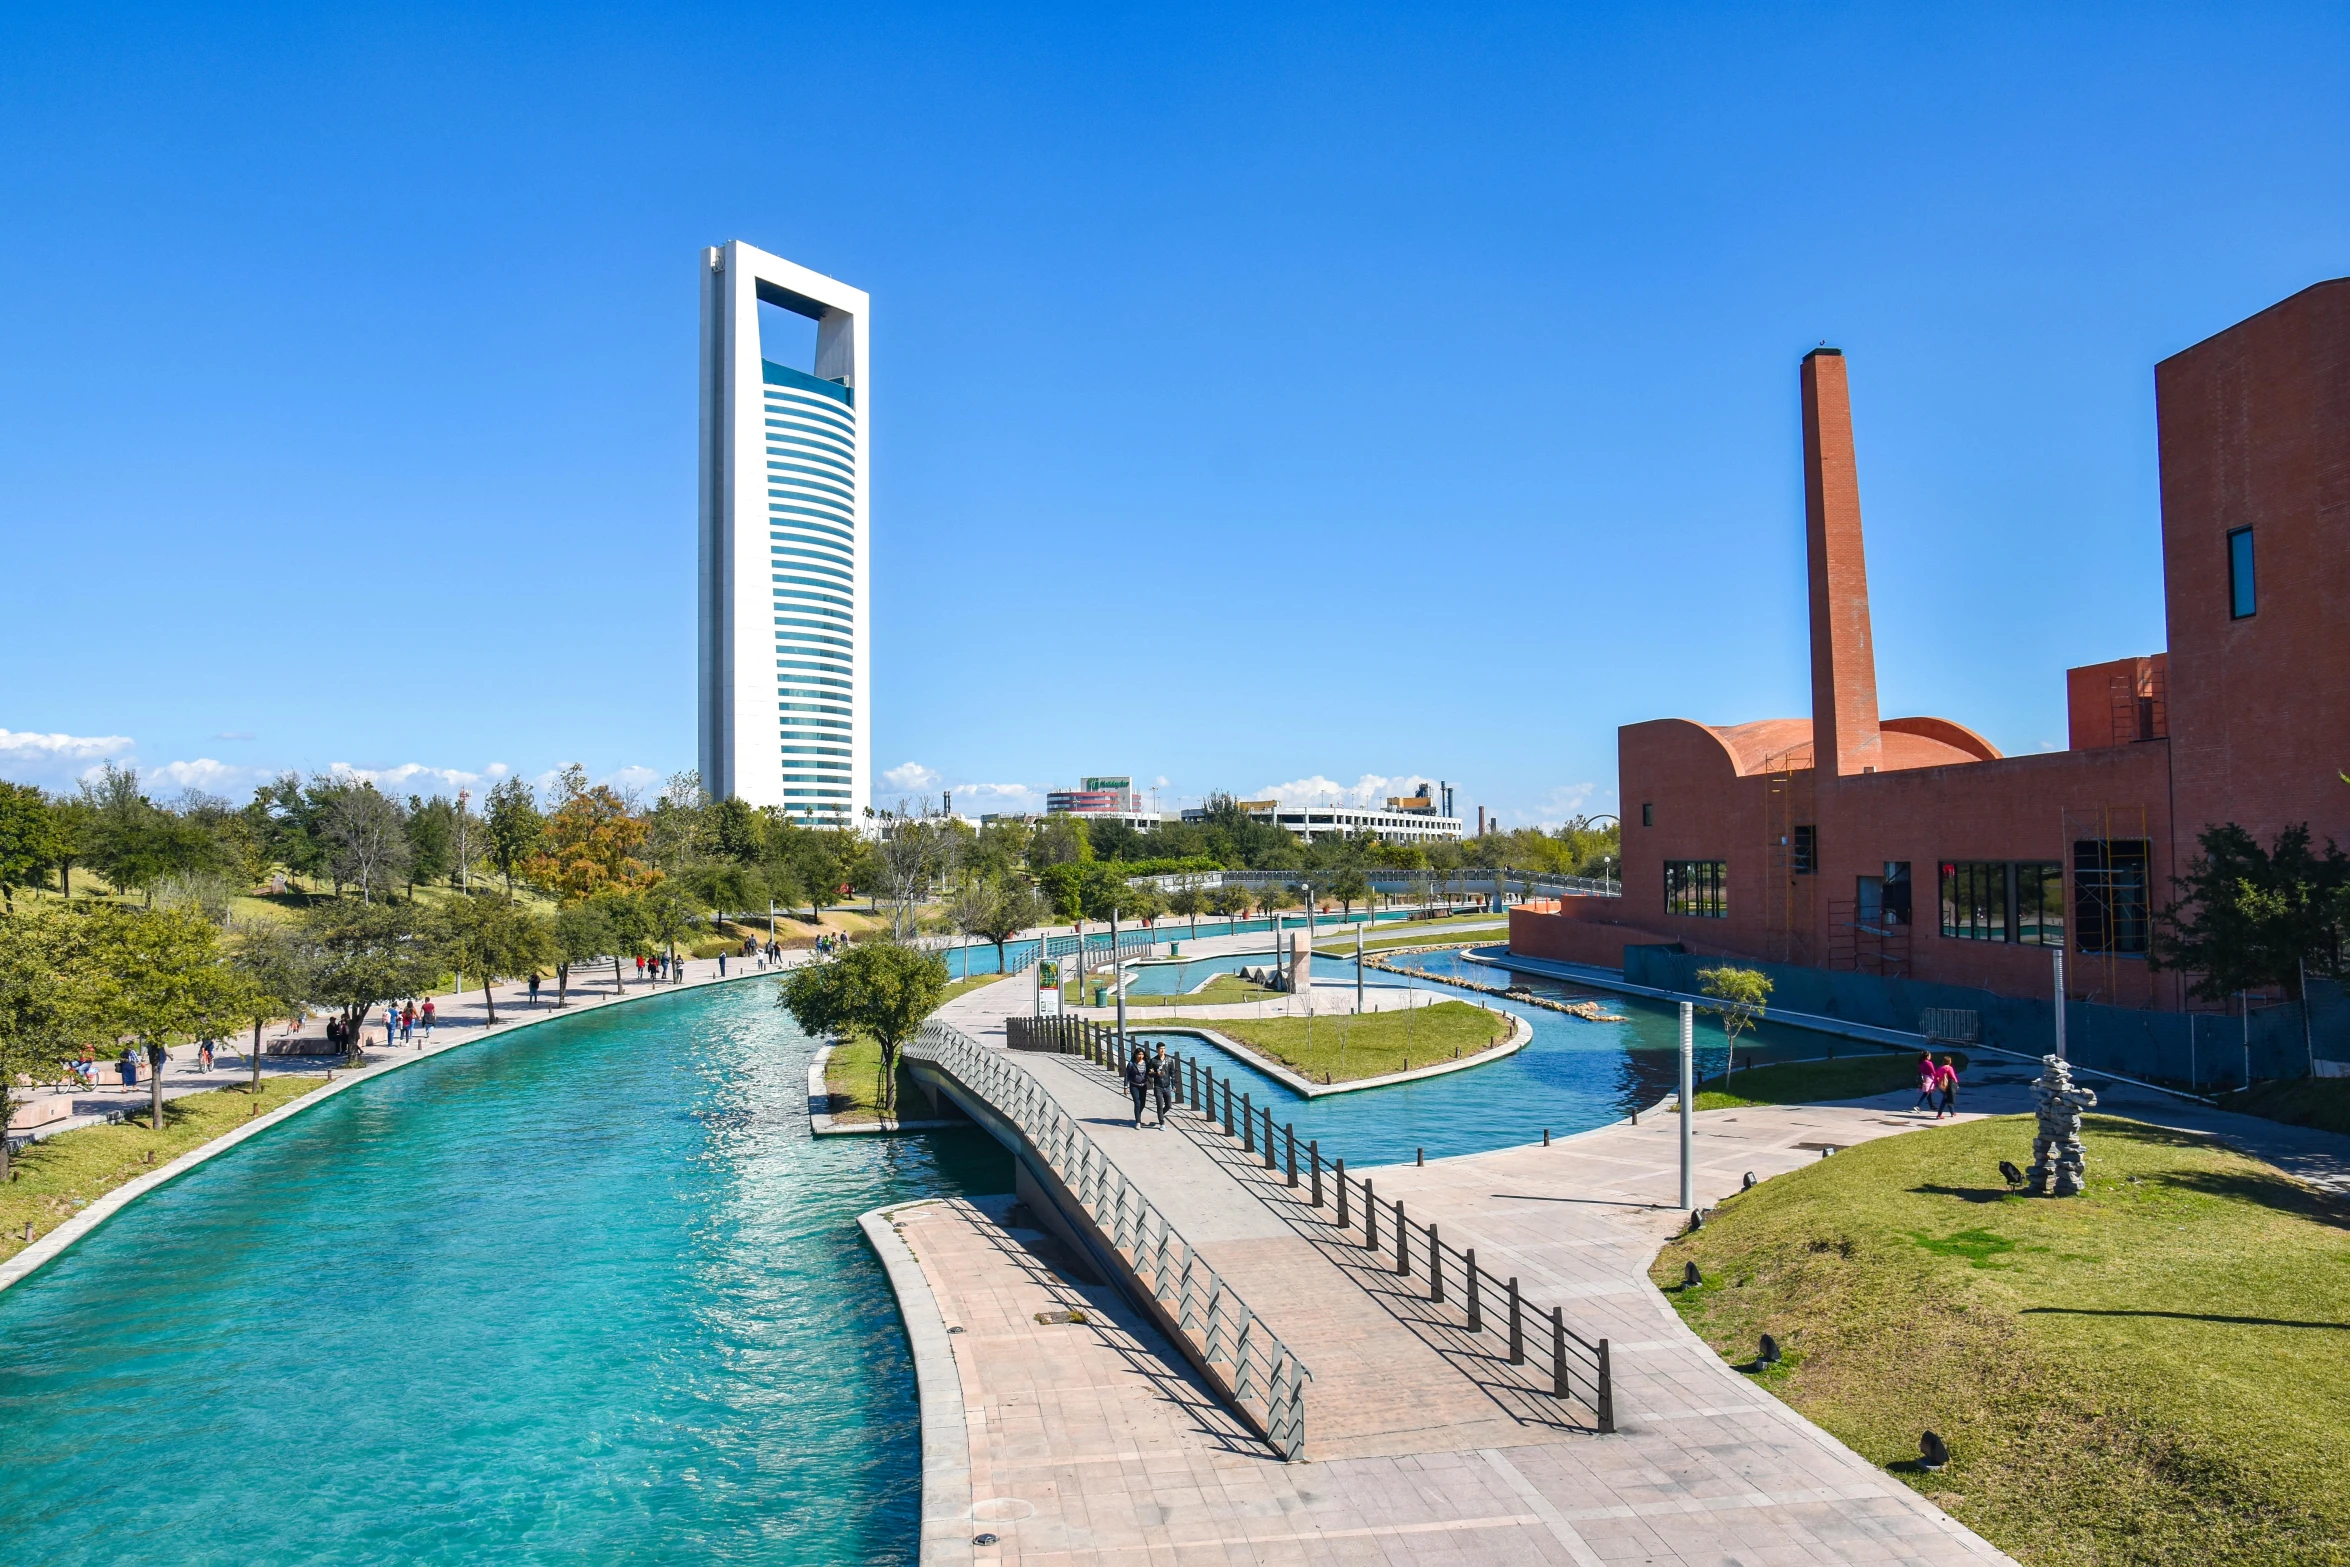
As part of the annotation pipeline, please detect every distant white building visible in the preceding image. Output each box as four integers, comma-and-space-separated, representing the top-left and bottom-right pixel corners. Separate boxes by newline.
696, 241, 869, 823
1180, 797, 1463, 845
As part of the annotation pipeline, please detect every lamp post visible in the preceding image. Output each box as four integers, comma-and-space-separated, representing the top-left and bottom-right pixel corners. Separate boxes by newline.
1679, 999, 1695, 1212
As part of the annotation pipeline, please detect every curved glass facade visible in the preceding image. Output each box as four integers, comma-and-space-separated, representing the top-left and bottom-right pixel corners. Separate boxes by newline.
765, 370, 857, 812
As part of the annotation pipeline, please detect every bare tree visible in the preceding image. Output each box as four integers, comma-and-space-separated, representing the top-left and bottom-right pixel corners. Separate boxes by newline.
321, 785, 410, 904
872, 797, 957, 942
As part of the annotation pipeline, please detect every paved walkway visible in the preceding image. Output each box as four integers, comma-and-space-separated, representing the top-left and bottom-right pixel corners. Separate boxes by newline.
921, 981, 2016, 1564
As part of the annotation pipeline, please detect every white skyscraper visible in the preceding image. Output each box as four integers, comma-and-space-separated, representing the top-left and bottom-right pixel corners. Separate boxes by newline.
697, 242, 869, 822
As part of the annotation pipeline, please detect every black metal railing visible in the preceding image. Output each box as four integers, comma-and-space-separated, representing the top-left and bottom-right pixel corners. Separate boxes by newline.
1029, 1019, 1613, 1431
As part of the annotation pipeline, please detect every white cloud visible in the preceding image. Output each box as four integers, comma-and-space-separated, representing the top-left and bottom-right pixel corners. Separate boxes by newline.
604, 765, 660, 795
1253, 772, 1437, 808
484, 762, 511, 778
0, 728, 135, 788
214, 731, 256, 742
883, 761, 944, 792
326, 760, 493, 794
150, 758, 267, 794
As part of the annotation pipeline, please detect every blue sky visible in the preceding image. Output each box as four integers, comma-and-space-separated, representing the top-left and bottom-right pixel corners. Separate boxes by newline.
4, 4, 2345, 826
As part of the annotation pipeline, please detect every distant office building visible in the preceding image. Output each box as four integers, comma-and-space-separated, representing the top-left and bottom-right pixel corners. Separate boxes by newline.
696, 241, 869, 823
1045, 775, 1170, 829
1181, 798, 1463, 845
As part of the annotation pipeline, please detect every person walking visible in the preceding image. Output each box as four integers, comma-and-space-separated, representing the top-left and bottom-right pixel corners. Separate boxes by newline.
401, 1002, 416, 1045
528, 972, 542, 1007
1122, 1045, 1150, 1128
635, 954, 646, 983
119, 1047, 138, 1088
421, 998, 436, 1039
1911, 1052, 1939, 1115
1935, 1055, 1961, 1118
383, 1007, 397, 1049
198, 1038, 215, 1074
1149, 1043, 1173, 1127
718, 952, 727, 977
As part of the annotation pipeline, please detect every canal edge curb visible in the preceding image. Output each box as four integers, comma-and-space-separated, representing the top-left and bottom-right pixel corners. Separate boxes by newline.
860, 1201, 976, 1567
810, 1044, 963, 1136
0, 966, 784, 1299
1135, 1010, 1532, 1098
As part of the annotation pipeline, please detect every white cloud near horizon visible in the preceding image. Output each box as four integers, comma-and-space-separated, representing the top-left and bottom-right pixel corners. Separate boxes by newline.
1253, 772, 1438, 808
881, 762, 1042, 815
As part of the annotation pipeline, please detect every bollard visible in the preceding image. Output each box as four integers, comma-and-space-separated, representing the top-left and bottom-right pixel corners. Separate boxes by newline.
1508, 1278, 1523, 1364
1429, 1223, 1443, 1302
1364, 1179, 1377, 1250
1188, 1058, 1198, 1108
1309, 1141, 1322, 1206
1335, 1159, 1348, 1226
1395, 1201, 1410, 1275
1416, 1146, 1424, 1167
1543, 1127, 1550, 1146
1263, 1107, 1277, 1170
1284, 1124, 1297, 1187
1552, 1307, 1569, 1397
1465, 1248, 1481, 1331
1242, 1093, 1254, 1152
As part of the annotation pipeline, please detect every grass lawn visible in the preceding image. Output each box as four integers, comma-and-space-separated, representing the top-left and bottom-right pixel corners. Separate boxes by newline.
1201, 999, 1511, 1084
1089, 974, 1283, 1009
821, 1037, 930, 1125
1692, 1051, 1965, 1112
941, 971, 1013, 1005
1317, 926, 1506, 958
1652, 1114, 2350, 1566
2215, 1077, 2350, 1137
1, 1074, 329, 1264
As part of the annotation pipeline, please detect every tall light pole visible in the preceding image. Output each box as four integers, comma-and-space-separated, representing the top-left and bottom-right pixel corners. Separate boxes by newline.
1679, 999, 1695, 1212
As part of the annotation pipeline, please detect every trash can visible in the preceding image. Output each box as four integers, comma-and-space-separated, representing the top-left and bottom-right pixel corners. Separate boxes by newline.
1093, 985, 1109, 1007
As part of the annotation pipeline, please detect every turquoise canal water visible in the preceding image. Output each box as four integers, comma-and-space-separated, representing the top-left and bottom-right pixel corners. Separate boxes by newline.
1136, 944, 1892, 1167
0, 980, 1007, 1566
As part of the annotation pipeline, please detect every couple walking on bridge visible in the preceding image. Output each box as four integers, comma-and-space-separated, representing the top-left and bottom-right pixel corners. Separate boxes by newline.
1122, 1042, 1174, 1128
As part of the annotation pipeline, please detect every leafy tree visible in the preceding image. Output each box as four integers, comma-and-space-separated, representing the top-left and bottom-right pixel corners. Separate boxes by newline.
590, 887, 653, 989
641, 878, 702, 975
46, 791, 93, 898
244, 773, 327, 889
320, 784, 410, 904
1209, 883, 1252, 922
643, 771, 710, 876
484, 776, 546, 899
81, 764, 175, 902
84, 904, 239, 1129
1165, 881, 1208, 939
227, 921, 314, 1093
526, 771, 651, 903
1696, 965, 1773, 1074
0, 781, 59, 910
0, 905, 98, 1177
406, 794, 459, 890
870, 800, 955, 940
1329, 868, 1371, 919
780, 939, 947, 1116
2153, 823, 2348, 1001
549, 902, 610, 1005
1026, 815, 1090, 869
706, 795, 764, 864
688, 859, 765, 927
303, 899, 446, 1059
444, 895, 556, 1024
948, 874, 1050, 970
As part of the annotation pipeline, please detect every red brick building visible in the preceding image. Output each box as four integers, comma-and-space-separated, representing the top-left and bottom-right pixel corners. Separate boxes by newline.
1514, 278, 2350, 1015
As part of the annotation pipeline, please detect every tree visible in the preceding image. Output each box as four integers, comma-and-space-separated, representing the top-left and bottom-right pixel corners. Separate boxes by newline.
1696, 965, 1773, 1078
688, 859, 764, 927
46, 792, 93, 898
1026, 814, 1089, 869
641, 879, 702, 977
591, 887, 653, 990
304, 899, 446, 1060
406, 794, 459, 890
444, 895, 556, 1024
550, 903, 610, 1006
84, 904, 239, 1130
706, 795, 764, 864
526, 770, 651, 903
871, 799, 955, 940
81, 764, 175, 903
0, 905, 98, 1178
0, 782, 59, 910
948, 874, 1049, 970
484, 776, 546, 899
2154, 822, 2348, 1074
320, 784, 410, 904
227, 921, 314, 1093
1166, 881, 1208, 940
780, 939, 948, 1116
1329, 868, 1371, 919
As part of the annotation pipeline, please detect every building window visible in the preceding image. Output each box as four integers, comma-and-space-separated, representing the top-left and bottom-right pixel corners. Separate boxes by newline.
1664, 860, 1727, 919
1938, 861, 2065, 946
2227, 527, 2255, 619
1791, 825, 1817, 875
1640, 803, 1653, 828
2074, 839, 2150, 955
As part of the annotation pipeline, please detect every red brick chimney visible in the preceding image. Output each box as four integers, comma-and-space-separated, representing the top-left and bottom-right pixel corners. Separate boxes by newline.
1802, 348, 1883, 776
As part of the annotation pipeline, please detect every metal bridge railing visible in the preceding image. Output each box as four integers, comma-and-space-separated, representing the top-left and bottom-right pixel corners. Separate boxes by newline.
904, 1019, 1311, 1460
997, 1014, 1614, 1433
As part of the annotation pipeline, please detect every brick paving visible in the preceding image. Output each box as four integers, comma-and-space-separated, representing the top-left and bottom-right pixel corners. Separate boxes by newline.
915, 979, 2019, 1564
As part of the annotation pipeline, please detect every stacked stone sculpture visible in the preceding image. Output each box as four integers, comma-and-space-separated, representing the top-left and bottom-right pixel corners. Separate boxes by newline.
2027, 1055, 2098, 1196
